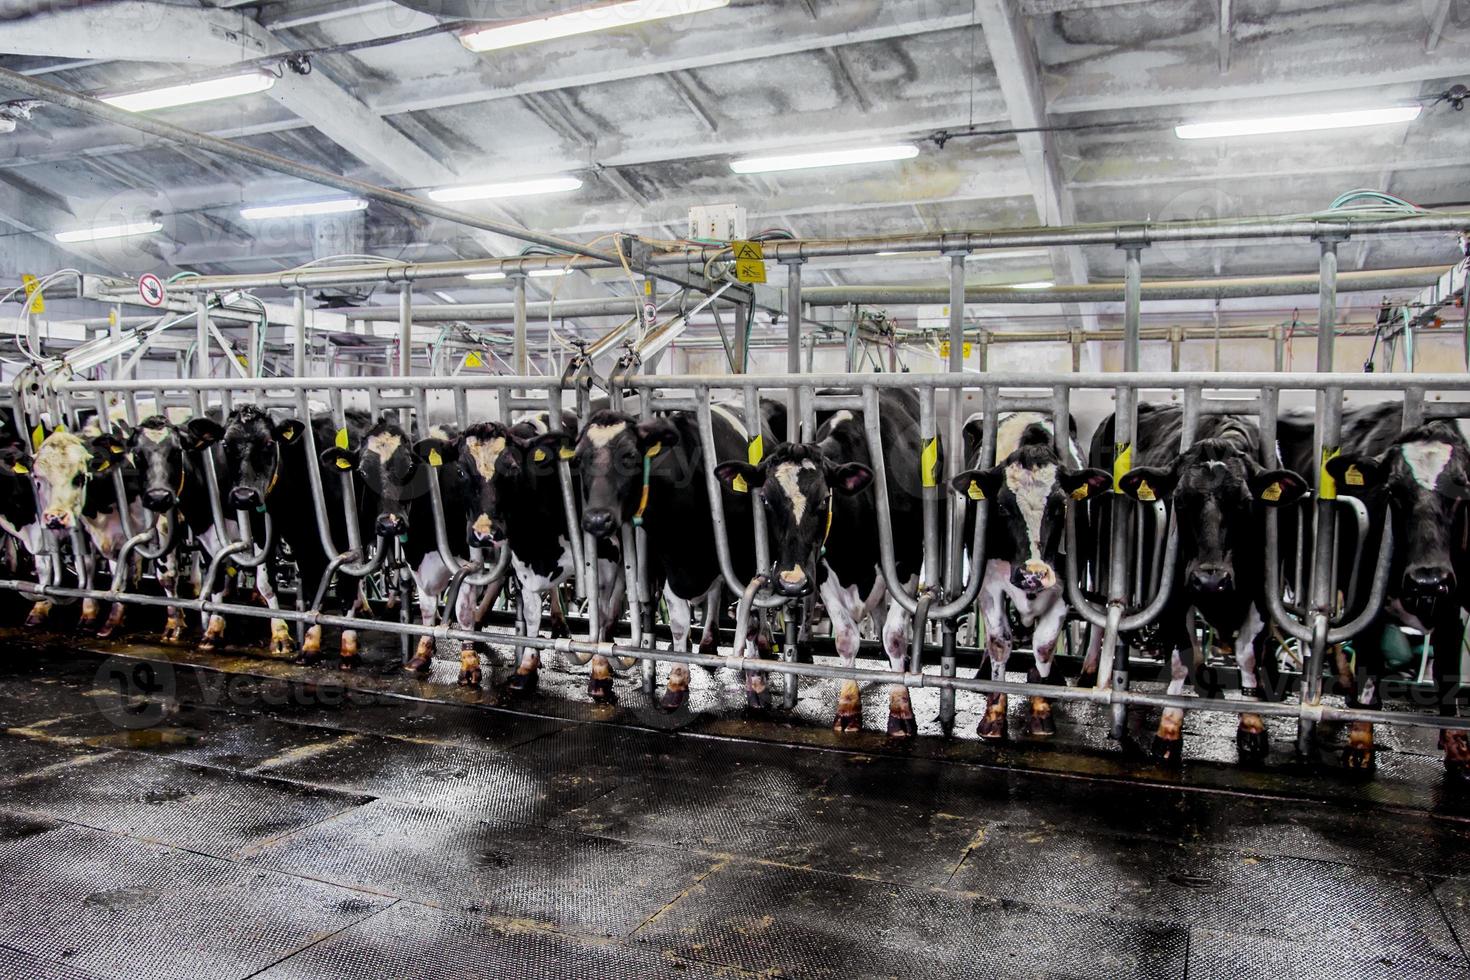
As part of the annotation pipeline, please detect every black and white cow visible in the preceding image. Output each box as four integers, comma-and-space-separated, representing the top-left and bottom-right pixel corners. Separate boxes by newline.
553, 405, 763, 707
455, 411, 583, 693
1102, 405, 1309, 763
319, 418, 473, 675
714, 390, 925, 735
1307, 404, 1470, 779
949, 417, 1111, 739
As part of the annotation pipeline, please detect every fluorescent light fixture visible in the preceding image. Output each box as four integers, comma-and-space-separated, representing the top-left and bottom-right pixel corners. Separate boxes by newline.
103, 72, 276, 113
55, 220, 162, 244
1009, 280, 1054, 290
239, 198, 368, 220
433, 291, 458, 304
968, 248, 1051, 262
1175, 105, 1421, 140
460, 0, 729, 53
428, 176, 583, 203
464, 268, 572, 281
731, 144, 919, 175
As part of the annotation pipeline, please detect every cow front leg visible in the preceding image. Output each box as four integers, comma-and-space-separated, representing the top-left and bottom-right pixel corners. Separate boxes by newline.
251, 569, 295, 658
821, 578, 864, 732
1428, 616, 1470, 784
508, 588, 544, 695
200, 585, 228, 649
97, 600, 126, 638
405, 556, 450, 676
1152, 648, 1191, 765
587, 653, 617, 703
977, 568, 1012, 740
698, 585, 722, 670
547, 585, 570, 639
660, 584, 693, 712
159, 555, 187, 644
1231, 606, 1270, 763
881, 591, 916, 737
1026, 598, 1067, 738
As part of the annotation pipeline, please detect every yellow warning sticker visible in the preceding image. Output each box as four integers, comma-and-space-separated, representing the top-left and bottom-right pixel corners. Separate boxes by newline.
747, 434, 764, 467
1320, 447, 1340, 501
732, 241, 763, 261
937, 341, 973, 360
1112, 442, 1132, 491
735, 259, 766, 284
464, 352, 484, 368
21, 275, 43, 315
920, 437, 939, 488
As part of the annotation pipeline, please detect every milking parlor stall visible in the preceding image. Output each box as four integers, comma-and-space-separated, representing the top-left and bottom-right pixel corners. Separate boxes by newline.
7, 4, 1470, 979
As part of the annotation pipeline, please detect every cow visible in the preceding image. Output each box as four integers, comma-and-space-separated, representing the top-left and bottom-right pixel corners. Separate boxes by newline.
948, 416, 1111, 739
545, 404, 764, 707
318, 417, 479, 675
1103, 405, 1309, 764
185, 404, 370, 658
713, 390, 926, 735
1307, 404, 1470, 780
453, 411, 583, 694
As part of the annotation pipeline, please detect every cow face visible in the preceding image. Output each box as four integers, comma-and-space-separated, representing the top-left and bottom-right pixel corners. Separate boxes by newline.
456, 422, 522, 548
715, 443, 872, 597
571, 411, 677, 540
191, 406, 303, 512
122, 416, 191, 513
28, 429, 98, 533
320, 420, 428, 540
1121, 439, 1308, 596
1327, 429, 1470, 612
951, 429, 1111, 595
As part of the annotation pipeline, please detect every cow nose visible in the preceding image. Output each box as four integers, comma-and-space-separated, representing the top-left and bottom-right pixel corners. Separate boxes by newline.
581, 509, 616, 538
1405, 566, 1455, 596
1010, 567, 1046, 594
376, 513, 407, 538
1189, 566, 1233, 593
229, 486, 260, 510
142, 488, 176, 512
774, 565, 812, 597
43, 513, 67, 530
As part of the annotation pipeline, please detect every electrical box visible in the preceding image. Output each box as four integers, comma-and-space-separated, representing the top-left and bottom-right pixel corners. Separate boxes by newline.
688, 203, 747, 242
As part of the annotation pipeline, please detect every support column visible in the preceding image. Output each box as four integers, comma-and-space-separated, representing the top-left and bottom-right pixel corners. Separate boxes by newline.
293, 289, 307, 378
784, 259, 804, 439
512, 273, 528, 375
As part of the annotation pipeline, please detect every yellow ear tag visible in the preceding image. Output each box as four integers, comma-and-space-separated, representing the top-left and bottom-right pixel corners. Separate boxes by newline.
747, 434, 764, 467
334, 457, 352, 470
1261, 482, 1282, 502
428, 448, 443, 467
645, 442, 662, 458
967, 480, 984, 501
1345, 464, 1365, 487
30, 425, 43, 448
731, 474, 748, 494
1071, 485, 1090, 501
11, 462, 27, 474
281, 426, 295, 442
335, 427, 349, 450
95, 459, 110, 472
534, 449, 548, 462
1135, 480, 1156, 502
110, 444, 125, 455
558, 447, 576, 461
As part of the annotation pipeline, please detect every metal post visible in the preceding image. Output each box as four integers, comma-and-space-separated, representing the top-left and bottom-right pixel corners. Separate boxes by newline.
785, 259, 804, 439
292, 290, 307, 378
195, 296, 210, 385
939, 251, 967, 732
398, 285, 413, 429
512, 273, 528, 376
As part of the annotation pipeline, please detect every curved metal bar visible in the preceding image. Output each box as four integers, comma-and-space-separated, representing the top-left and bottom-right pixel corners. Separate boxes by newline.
908, 592, 933, 674
134, 511, 180, 563
1119, 514, 1179, 631
928, 498, 988, 621
197, 540, 249, 603
228, 508, 274, 569
1066, 501, 1114, 630
617, 520, 643, 671
1328, 522, 1394, 644
1264, 509, 1315, 643
107, 528, 156, 591
859, 385, 918, 615
731, 574, 768, 658
1336, 495, 1371, 620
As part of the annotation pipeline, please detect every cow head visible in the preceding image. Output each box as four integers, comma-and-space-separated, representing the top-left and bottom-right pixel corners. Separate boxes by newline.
1120, 438, 1308, 596
1327, 425, 1470, 613
119, 416, 195, 513
950, 424, 1111, 595
320, 419, 429, 541
27, 429, 101, 533
189, 405, 303, 513
568, 410, 676, 540
455, 422, 523, 548
715, 443, 873, 597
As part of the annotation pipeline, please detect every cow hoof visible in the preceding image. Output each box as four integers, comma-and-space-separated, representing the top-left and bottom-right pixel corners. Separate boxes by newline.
292, 651, 322, 667
458, 667, 482, 688
1026, 712, 1057, 738
270, 639, 296, 658
506, 669, 538, 695
976, 718, 1009, 741
404, 656, 433, 677
1075, 669, 1098, 690
1151, 735, 1183, 766
95, 624, 115, 639
339, 655, 360, 672
1446, 759, 1470, 787
745, 687, 770, 712
24, 612, 44, 628
1236, 728, 1270, 763
832, 711, 862, 733
1342, 743, 1376, 774
77, 617, 98, 632
659, 687, 689, 712
886, 712, 918, 738
697, 640, 719, 672
587, 676, 617, 704
198, 638, 217, 652
161, 625, 185, 645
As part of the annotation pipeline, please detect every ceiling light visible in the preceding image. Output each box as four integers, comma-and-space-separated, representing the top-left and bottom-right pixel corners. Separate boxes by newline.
103, 72, 276, 113
465, 268, 572, 281
464, 272, 506, 281
460, 0, 729, 53
428, 176, 583, 202
1009, 280, 1054, 290
731, 144, 919, 174
239, 198, 368, 220
55, 220, 162, 243
433, 291, 458, 304
1175, 105, 1421, 140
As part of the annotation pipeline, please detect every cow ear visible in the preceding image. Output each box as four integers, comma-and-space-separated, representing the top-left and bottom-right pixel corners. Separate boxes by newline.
414, 438, 457, 468
527, 431, 576, 465
1059, 467, 1113, 501
1118, 466, 1175, 502
714, 461, 762, 494
828, 461, 874, 495
1249, 468, 1310, 506
90, 434, 128, 458
185, 417, 224, 449
87, 451, 114, 474
1324, 453, 1382, 494
319, 447, 360, 472
636, 418, 680, 456
273, 418, 306, 445
949, 466, 1003, 501
1, 451, 32, 476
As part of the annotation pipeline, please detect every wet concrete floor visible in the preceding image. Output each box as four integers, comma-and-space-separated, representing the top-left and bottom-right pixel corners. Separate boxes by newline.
2, 615, 1470, 979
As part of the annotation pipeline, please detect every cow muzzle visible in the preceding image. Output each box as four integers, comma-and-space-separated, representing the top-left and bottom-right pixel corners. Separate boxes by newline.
773, 563, 813, 597
1188, 564, 1233, 594
229, 486, 262, 510
376, 513, 408, 539
468, 513, 505, 547
1010, 561, 1055, 596
142, 487, 176, 512
42, 511, 70, 531
1404, 565, 1455, 599
581, 508, 617, 539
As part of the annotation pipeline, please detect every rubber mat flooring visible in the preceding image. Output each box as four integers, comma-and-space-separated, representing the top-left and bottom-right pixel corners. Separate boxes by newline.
3, 627, 1470, 979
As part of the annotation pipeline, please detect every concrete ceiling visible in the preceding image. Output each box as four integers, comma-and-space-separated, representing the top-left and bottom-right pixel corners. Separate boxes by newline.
0, 0, 1465, 330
